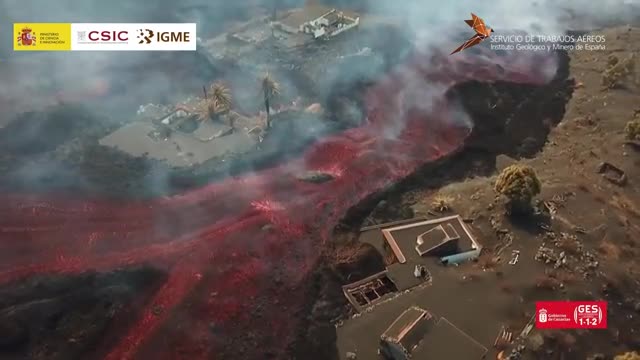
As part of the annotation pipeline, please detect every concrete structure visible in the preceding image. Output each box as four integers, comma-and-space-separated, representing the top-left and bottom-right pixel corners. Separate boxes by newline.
379, 306, 488, 360
342, 270, 400, 311
273, 5, 360, 39
381, 215, 482, 266
350, 216, 483, 293
339, 216, 480, 312
380, 306, 434, 360
227, 19, 273, 45
337, 216, 539, 360
415, 223, 460, 257
100, 107, 256, 168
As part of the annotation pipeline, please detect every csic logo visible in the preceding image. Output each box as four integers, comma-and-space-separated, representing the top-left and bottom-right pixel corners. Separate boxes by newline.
538, 308, 547, 323
137, 28, 191, 44
86, 30, 128, 42
16, 27, 36, 46
137, 29, 154, 44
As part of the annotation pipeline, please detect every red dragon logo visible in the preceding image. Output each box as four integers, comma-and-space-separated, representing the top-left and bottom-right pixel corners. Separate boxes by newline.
17, 27, 36, 46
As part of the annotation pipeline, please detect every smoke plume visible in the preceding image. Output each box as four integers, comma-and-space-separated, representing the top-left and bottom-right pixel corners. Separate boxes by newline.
0, 0, 638, 196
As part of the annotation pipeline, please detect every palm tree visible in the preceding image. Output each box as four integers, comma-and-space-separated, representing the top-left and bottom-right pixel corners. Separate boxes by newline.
188, 82, 232, 128
261, 73, 280, 128
271, 0, 278, 20
191, 97, 216, 122
210, 82, 232, 117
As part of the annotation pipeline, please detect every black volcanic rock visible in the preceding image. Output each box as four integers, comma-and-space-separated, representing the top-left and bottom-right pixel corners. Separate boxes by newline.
297, 171, 334, 184
0, 267, 165, 360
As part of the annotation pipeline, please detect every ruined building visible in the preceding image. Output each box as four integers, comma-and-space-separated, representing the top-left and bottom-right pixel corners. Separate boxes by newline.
272, 5, 360, 39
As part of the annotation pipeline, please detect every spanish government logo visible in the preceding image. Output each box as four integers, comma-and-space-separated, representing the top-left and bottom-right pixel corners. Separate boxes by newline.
16, 26, 36, 46
13, 23, 72, 51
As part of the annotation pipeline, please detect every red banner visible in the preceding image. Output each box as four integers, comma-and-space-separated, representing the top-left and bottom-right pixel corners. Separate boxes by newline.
535, 301, 607, 329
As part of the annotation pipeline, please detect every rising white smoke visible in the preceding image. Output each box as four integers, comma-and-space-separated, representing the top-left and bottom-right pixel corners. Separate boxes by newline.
0, 0, 638, 196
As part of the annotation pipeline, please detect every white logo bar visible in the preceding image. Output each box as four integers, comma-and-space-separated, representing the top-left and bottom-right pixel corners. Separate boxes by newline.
71, 23, 196, 51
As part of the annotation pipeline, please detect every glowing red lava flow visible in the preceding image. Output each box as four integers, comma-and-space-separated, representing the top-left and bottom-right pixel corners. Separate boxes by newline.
0, 47, 557, 359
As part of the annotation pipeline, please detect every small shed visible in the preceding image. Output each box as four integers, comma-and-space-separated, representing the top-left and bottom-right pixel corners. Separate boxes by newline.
379, 306, 435, 360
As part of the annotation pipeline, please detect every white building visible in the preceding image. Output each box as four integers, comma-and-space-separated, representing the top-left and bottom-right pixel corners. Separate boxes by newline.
273, 5, 360, 39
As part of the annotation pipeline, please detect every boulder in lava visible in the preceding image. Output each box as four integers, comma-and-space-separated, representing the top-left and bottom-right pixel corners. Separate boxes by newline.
296, 171, 334, 184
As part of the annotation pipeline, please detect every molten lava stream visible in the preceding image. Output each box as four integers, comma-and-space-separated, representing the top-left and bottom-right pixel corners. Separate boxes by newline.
0, 48, 558, 359
111, 112, 473, 359
0, 209, 268, 284
0, 178, 272, 274
103, 256, 205, 360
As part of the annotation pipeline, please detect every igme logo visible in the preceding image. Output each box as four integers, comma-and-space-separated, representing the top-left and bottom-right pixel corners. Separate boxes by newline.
137, 28, 191, 44
157, 31, 191, 42
137, 29, 154, 44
